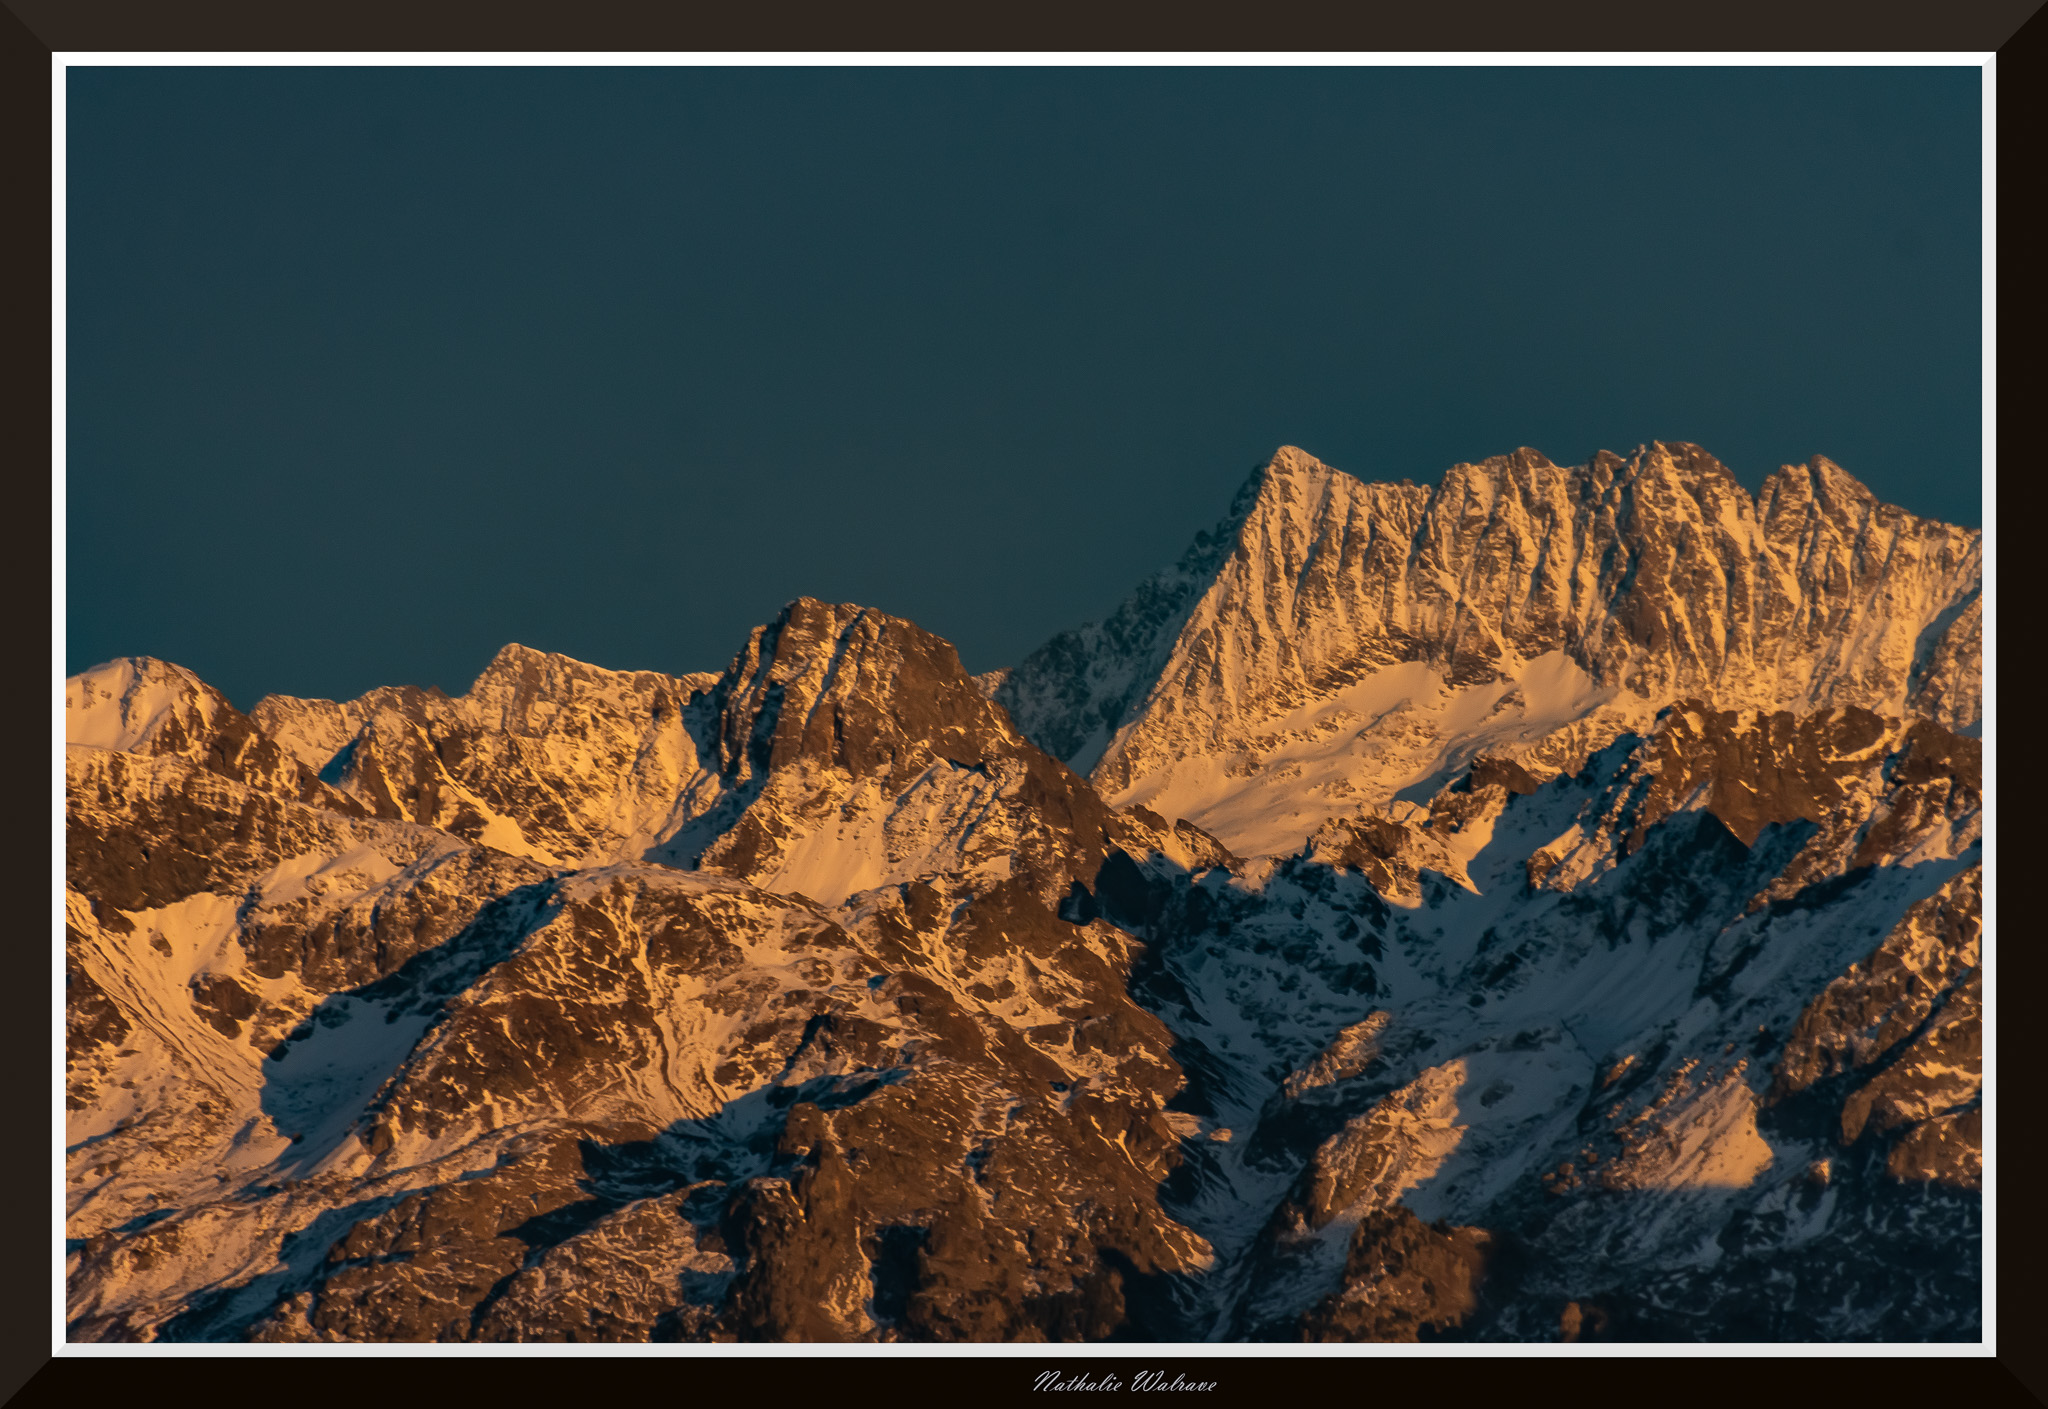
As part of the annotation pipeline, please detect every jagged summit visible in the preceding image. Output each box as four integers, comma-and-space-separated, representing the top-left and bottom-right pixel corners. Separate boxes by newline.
660, 595, 1131, 903
1760, 452, 1887, 519
702, 597, 1023, 786
1250, 443, 1341, 489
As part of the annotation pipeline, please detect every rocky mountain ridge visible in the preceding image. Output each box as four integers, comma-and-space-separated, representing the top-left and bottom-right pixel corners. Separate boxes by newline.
997, 443, 1980, 857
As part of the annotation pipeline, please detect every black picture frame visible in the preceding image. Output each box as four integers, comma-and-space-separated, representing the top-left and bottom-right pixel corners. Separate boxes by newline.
15, 3, 2036, 1402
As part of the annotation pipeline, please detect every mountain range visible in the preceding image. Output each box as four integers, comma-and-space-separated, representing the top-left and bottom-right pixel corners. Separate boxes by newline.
64, 442, 1983, 1342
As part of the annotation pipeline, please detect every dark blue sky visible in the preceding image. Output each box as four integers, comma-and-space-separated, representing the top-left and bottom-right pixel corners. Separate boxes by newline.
65, 66, 1984, 709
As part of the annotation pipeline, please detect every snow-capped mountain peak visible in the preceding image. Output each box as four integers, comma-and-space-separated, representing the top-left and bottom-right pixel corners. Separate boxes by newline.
1000, 442, 1980, 860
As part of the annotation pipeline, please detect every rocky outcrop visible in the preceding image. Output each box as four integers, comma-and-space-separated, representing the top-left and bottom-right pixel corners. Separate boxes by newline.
1771, 867, 1982, 1188
1298, 1208, 1493, 1343
1518, 703, 1980, 900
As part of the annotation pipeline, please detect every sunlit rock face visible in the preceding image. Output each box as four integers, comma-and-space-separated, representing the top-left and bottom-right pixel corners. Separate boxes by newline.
66, 442, 1980, 1343
999, 443, 1979, 858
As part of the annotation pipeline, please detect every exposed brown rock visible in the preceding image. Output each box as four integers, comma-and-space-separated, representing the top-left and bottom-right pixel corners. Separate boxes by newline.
1885, 1107, 1981, 1190
1299, 1208, 1491, 1342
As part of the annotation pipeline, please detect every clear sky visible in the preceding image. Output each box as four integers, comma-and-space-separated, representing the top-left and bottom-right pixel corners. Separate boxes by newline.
65, 65, 1984, 709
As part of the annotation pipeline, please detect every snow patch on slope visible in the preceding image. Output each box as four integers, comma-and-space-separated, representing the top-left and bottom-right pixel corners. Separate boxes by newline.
1112, 650, 1613, 858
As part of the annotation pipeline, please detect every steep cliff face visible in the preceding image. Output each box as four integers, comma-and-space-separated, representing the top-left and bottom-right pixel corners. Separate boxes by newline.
998, 444, 1980, 857
64, 438, 1982, 1344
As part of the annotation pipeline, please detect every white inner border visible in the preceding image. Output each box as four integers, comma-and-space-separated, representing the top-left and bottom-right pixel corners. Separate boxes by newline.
50, 49, 1999, 1362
